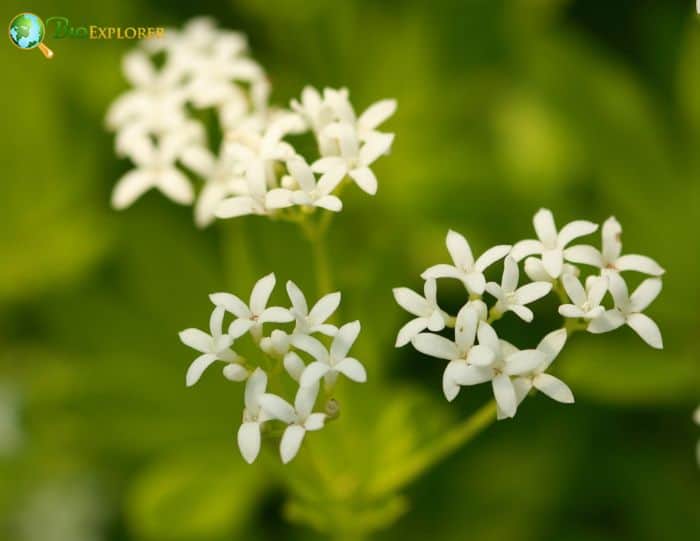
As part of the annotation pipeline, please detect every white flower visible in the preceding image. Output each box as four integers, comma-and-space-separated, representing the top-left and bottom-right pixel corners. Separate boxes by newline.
112, 126, 202, 209
422, 230, 511, 296
393, 279, 449, 347
511, 208, 599, 278
237, 368, 270, 464
485, 257, 552, 322
210, 273, 294, 339
523, 256, 580, 283
293, 321, 367, 388
286, 281, 340, 336
259, 383, 326, 463
558, 274, 608, 321
588, 273, 663, 349
564, 216, 665, 276
459, 322, 546, 418
179, 306, 247, 386
509, 329, 574, 417
312, 124, 394, 195
412, 306, 495, 402
265, 156, 345, 212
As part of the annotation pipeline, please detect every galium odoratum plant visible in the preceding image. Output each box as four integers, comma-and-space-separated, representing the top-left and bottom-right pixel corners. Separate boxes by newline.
395, 209, 665, 421
179, 273, 367, 464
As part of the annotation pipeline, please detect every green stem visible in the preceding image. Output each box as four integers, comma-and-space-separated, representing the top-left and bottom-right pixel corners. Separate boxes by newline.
299, 215, 334, 296
220, 219, 254, 290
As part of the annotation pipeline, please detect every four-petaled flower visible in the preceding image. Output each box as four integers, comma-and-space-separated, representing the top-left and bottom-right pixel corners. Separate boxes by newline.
266, 156, 345, 212
422, 230, 511, 295
259, 383, 327, 463
285, 281, 340, 336
564, 216, 665, 276
588, 273, 663, 349
558, 274, 608, 321
511, 208, 598, 278
393, 279, 449, 347
486, 257, 552, 322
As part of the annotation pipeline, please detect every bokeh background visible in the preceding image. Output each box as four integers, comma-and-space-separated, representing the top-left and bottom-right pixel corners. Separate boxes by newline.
2, 0, 699, 540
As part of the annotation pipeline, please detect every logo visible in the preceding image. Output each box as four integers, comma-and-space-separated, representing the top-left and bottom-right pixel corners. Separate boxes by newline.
8, 13, 166, 59
8, 13, 53, 58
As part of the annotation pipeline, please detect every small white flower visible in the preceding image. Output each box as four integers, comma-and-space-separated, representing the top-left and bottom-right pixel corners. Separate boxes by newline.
237, 368, 270, 464
422, 230, 511, 296
294, 321, 367, 388
523, 256, 580, 283
210, 273, 294, 339
459, 322, 546, 419
558, 274, 608, 321
259, 383, 327, 463
485, 257, 552, 322
260, 329, 292, 357
564, 216, 665, 276
393, 279, 449, 347
312, 124, 394, 195
285, 280, 340, 336
511, 208, 598, 278
112, 126, 202, 209
510, 329, 574, 417
412, 306, 495, 402
265, 156, 345, 212
179, 306, 246, 386
588, 273, 663, 349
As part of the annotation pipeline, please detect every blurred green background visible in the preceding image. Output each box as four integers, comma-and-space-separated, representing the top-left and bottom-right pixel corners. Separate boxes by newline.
1, 0, 699, 540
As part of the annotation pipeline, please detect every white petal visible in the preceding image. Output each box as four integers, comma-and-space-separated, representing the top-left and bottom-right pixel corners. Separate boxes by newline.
304, 413, 326, 431
607, 273, 631, 311
501, 256, 519, 292
427, 310, 446, 332
286, 281, 308, 316
185, 353, 218, 386
492, 374, 517, 418
299, 361, 331, 388
510, 239, 543, 261
587, 309, 626, 333
291, 334, 329, 363
537, 329, 567, 371
542, 249, 563, 278
179, 328, 212, 353
558, 304, 586, 319
474, 244, 512, 272
359, 132, 394, 165
586, 275, 609, 307
309, 292, 341, 324
259, 307, 294, 324
215, 196, 257, 218
348, 167, 378, 195
334, 357, 367, 383
533, 208, 557, 246
505, 350, 545, 375
122, 50, 154, 86
466, 344, 495, 367
516, 281, 552, 305
392, 287, 429, 316
209, 306, 225, 337
265, 188, 295, 209
283, 352, 306, 382
210, 292, 250, 318
250, 273, 276, 315
222, 363, 248, 382
557, 220, 598, 248
477, 321, 500, 353
311, 156, 346, 173
509, 304, 534, 322
112, 169, 154, 209
601, 216, 623, 263
615, 254, 665, 276
564, 245, 603, 268
156, 169, 194, 205
442, 364, 462, 402
314, 195, 343, 211
259, 393, 296, 423
180, 146, 215, 177
287, 156, 316, 192
463, 272, 486, 296
331, 321, 361, 360
446, 230, 474, 269
421, 264, 463, 281
280, 425, 306, 463
455, 306, 478, 351
562, 274, 587, 306
294, 382, 320, 418
629, 278, 662, 312
358, 99, 397, 130
395, 317, 429, 347
412, 333, 458, 361
237, 422, 261, 464
626, 313, 663, 349
244, 368, 267, 411
316, 167, 346, 194
523, 257, 552, 282
533, 374, 574, 403
453, 364, 493, 385
228, 318, 254, 339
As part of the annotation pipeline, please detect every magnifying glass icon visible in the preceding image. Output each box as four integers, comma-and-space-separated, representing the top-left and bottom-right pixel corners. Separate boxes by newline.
8, 13, 54, 59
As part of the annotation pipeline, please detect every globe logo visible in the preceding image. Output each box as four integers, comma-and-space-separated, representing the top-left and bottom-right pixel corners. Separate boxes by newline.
8, 13, 54, 58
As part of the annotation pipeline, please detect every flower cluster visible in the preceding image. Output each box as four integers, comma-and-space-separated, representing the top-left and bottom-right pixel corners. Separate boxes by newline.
179, 273, 367, 464
106, 18, 396, 227
395, 209, 665, 419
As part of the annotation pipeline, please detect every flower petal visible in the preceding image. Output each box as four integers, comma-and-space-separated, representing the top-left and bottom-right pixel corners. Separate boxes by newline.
280, 425, 306, 463
291, 334, 329, 363
237, 422, 261, 464
455, 306, 478, 351
265, 188, 295, 209
283, 352, 306, 382
564, 244, 603, 267
421, 264, 463, 281
509, 304, 534, 322
179, 328, 212, 353
475, 245, 512, 272
185, 353, 218, 386
210, 292, 250, 318
446, 230, 474, 269
259, 306, 294, 324
304, 413, 326, 431
510, 239, 543, 261
392, 287, 429, 316
412, 333, 458, 361
537, 329, 567, 370
558, 304, 585, 319
395, 317, 429, 347
156, 169, 195, 205
309, 291, 341, 323
314, 195, 343, 211
466, 344, 494, 367
542, 249, 563, 278
259, 393, 296, 423
222, 363, 248, 382
331, 321, 361, 360
492, 374, 517, 418
615, 254, 665, 276
587, 309, 626, 333
505, 350, 545, 375
111, 169, 154, 209
557, 220, 598, 248
626, 313, 663, 349
244, 368, 267, 411
299, 361, 331, 388
477, 321, 500, 354
601, 216, 622, 263
250, 273, 276, 315
287, 156, 316, 192
533, 208, 557, 246
215, 195, 258, 218
286, 281, 308, 316
359, 132, 394, 165
630, 278, 662, 312
562, 274, 586, 306
533, 373, 574, 403
334, 357, 367, 383
348, 167, 378, 195
294, 382, 320, 418
358, 99, 397, 130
